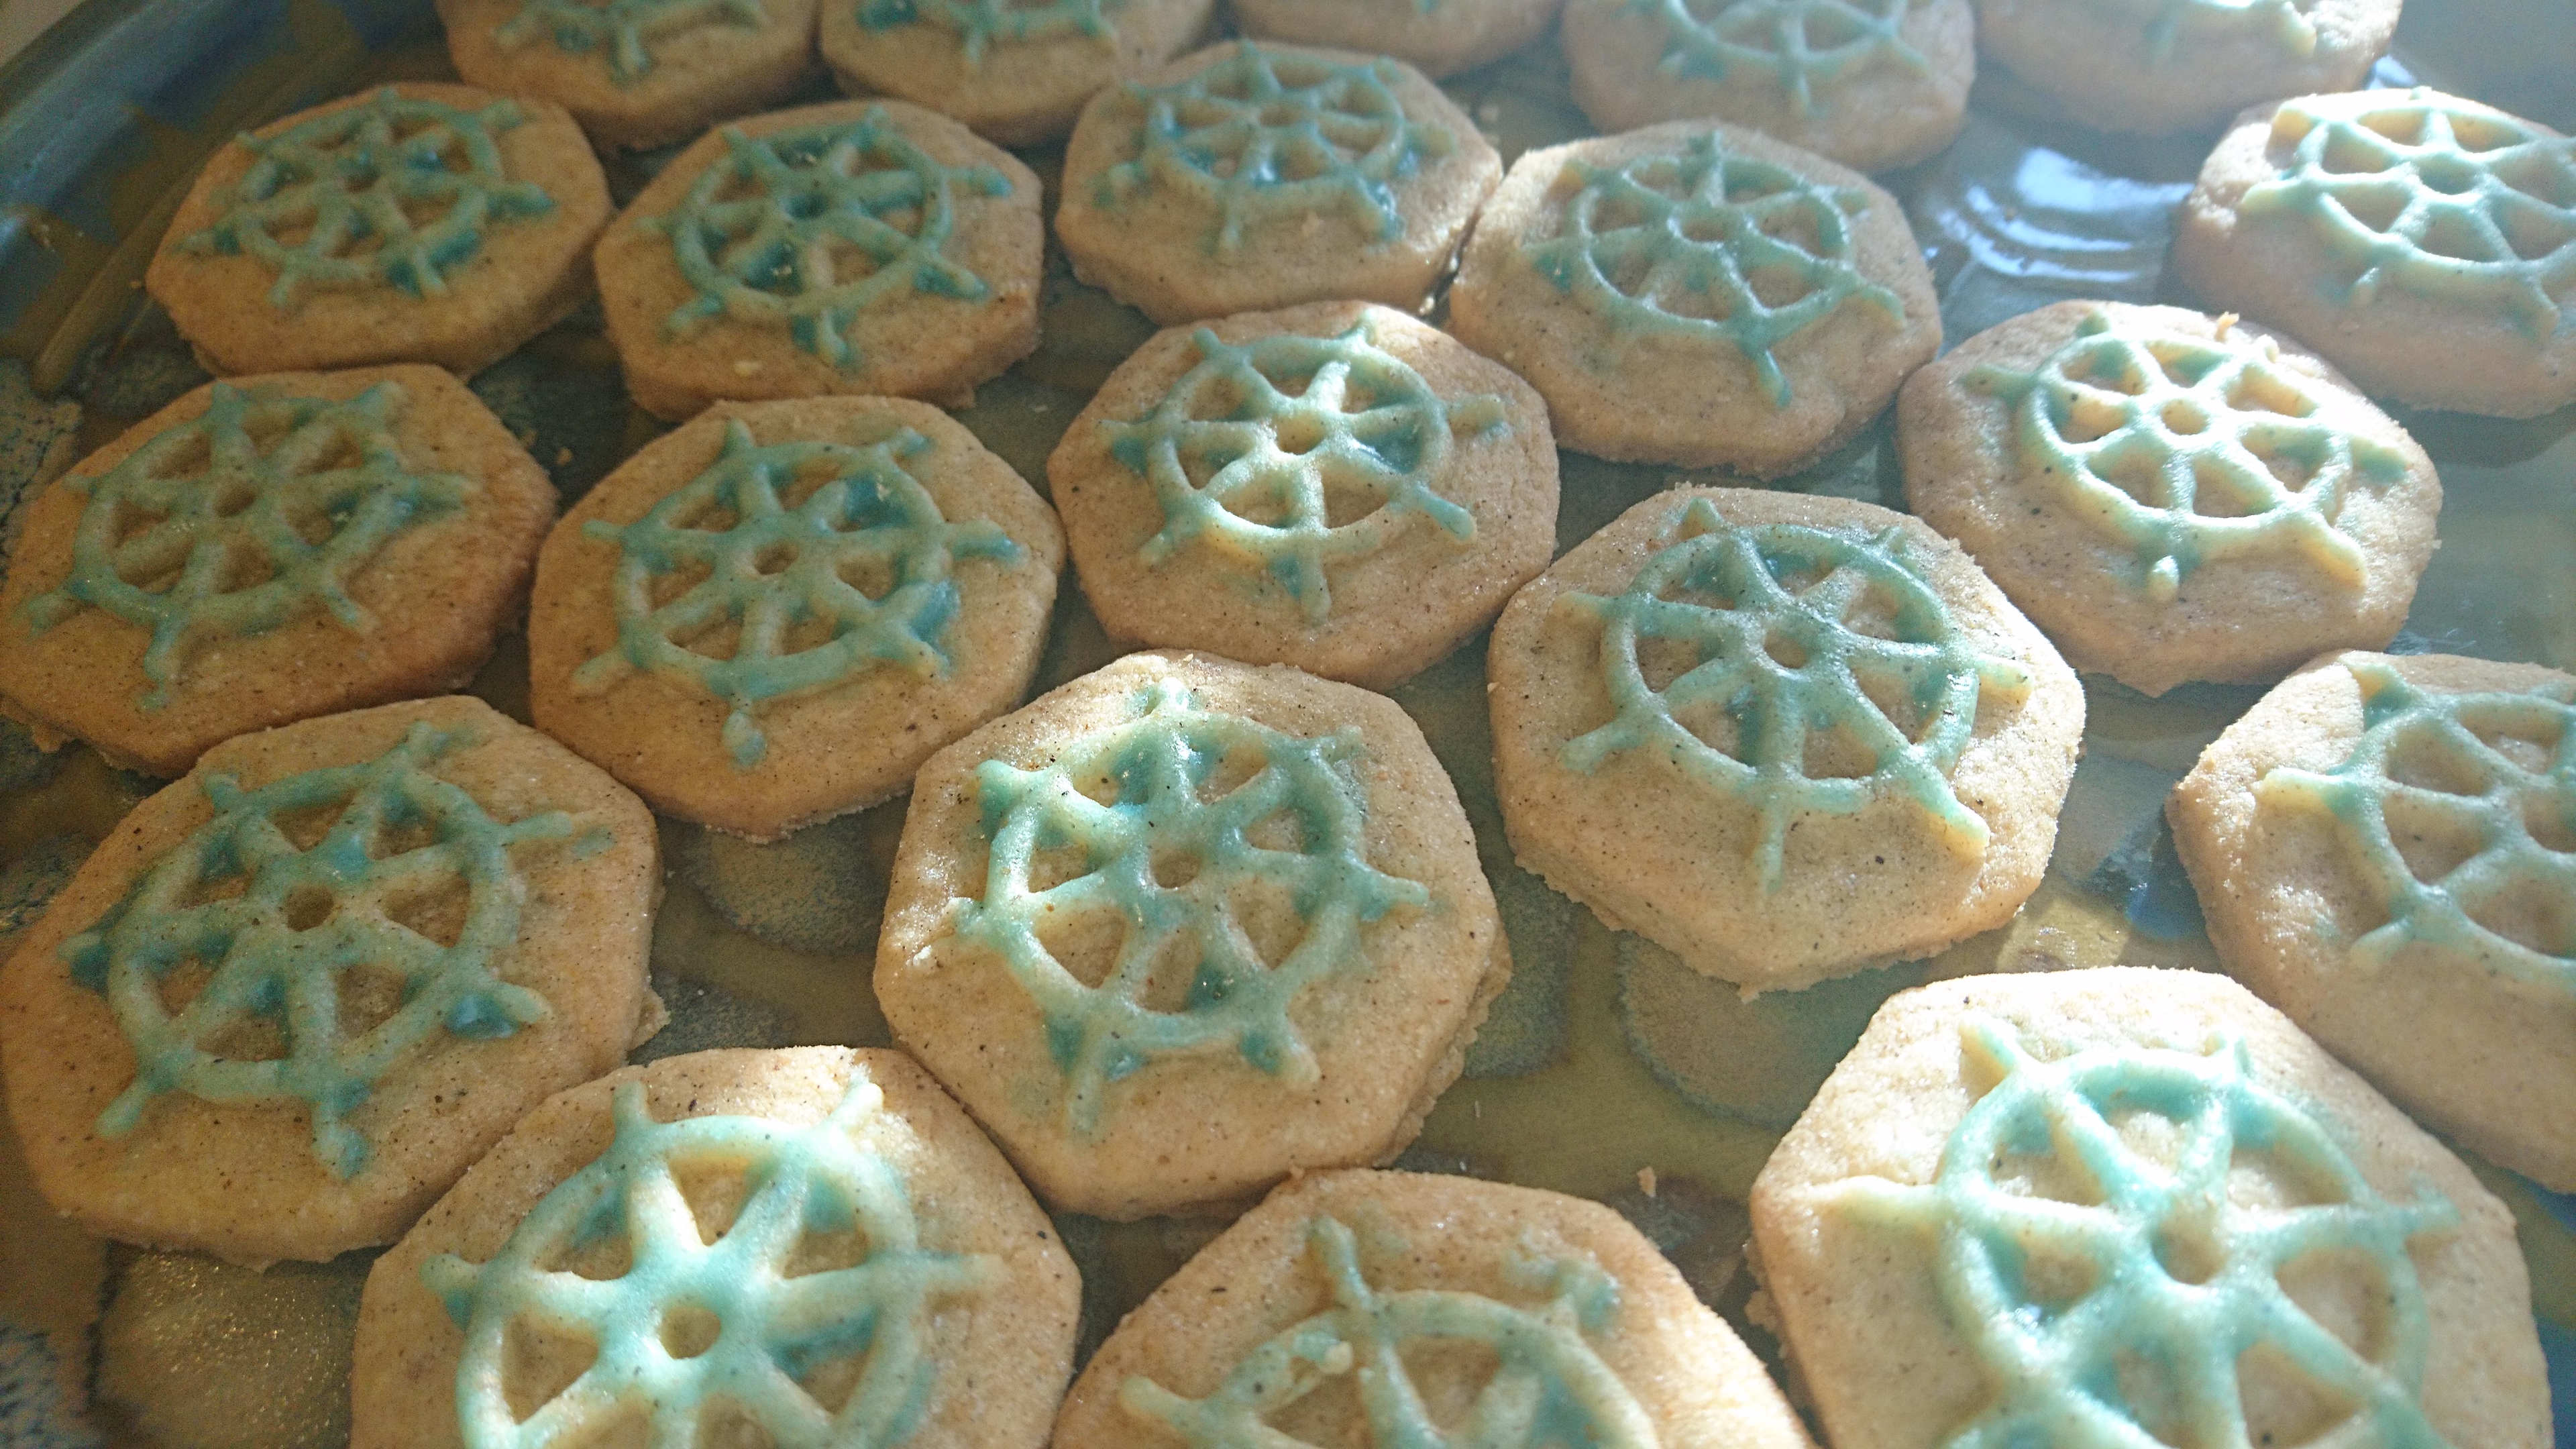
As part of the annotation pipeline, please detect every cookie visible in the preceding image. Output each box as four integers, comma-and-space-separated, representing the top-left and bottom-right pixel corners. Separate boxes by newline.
437, 0, 824, 151
0, 696, 661, 1265
1749, 967, 2552, 1449
1558, 0, 1974, 172
1489, 488, 2084, 991
1230, 0, 1566, 79
145, 83, 612, 378
596, 98, 1044, 421
1900, 301, 2443, 697
1055, 41, 1504, 326
529, 395, 1066, 841
1976, 0, 2398, 135
2174, 89, 2576, 418
1053, 1168, 1816, 1448
350, 1046, 1077, 1449
0, 366, 557, 778
1046, 301, 1558, 691
2169, 651, 2576, 1191
1448, 121, 1939, 475
820, 0, 1217, 146
875, 650, 1507, 1219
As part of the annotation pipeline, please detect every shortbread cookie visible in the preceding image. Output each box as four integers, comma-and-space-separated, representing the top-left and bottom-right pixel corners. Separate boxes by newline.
0, 367, 556, 777
1449, 121, 1939, 475
2174, 89, 2576, 418
1977, 0, 2398, 134
1055, 1169, 1816, 1449
2170, 651, 2576, 1190
596, 98, 1044, 421
1230, 0, 1566, 78
1055, 42, 1503, 326
437, 0, 823, 151
530, 395, 1065, 841
876, 650, 1507, 1219
821, 0, 1216, 146
1559, 0, 1974, 172
0, 696, 661, 1265
1900, 302, 2442, 696
1048, 301, 1557, 690
351, 1046, 1076, 1449
1750, 967, 2552, 1449
146, 83, 611, 378
1490, 489, 2084, 991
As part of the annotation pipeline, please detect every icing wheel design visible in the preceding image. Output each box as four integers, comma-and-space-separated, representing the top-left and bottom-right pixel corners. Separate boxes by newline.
494, 0, 771, 83
855, 0, 1122, 66
1624, 0, 1925, 113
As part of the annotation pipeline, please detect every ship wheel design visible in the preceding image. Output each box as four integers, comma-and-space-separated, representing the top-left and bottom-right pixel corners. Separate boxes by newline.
574, 419, 1021, 767
1101, 319, 1504, 623
855, 0, 1122, 66
2257, 658, 2576, 993
1969, 310, 2411, 600
653, 107, 1014, 370
25, 380, 468, 708
1841, 1016, 2459, 1449
1100, 44, 1456, 256
178, 88, 555, 305
1627, 0, 1925, 114
2239, 90, 2576, 342
1559, 498, 2030, 890
1523, 129, 1903, 405
423, 1077, 994, 1449
60, 722, 572, 1177
1120, 1214, 1658, 1448
955, 677, 1426, 1132
494, 0, 770, 83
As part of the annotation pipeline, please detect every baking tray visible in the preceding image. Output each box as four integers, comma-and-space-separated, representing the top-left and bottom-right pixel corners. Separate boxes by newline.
0, 0, 2569, 1444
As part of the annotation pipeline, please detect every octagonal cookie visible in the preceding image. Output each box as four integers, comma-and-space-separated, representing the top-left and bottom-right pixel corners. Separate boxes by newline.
0, 696, 661, 1265
1055, 41, 1503, 326
2174, 89, 2576, 418
1047, 301, 1558, 691
821, 0, 1217, 146
145, 83, 611, 378
437, 0, 824, 151
0, 366, 557, 777
596, 98, 1044, 421
1231, 0, 1567, 79
352, 1046, 1077, 1449
1054, 1169, 1815, 1449
1489, 488, 2084, 991
529, 395, 1066, 841
1750, 967, 2551, 1449
875, 650, 1507, 1220
1976, 0, 2399, 135
2170, 651, 2576, 1191
1448, 120, 1939, 475
1560, 0, 1974, 172
1900, 301, 2442, 696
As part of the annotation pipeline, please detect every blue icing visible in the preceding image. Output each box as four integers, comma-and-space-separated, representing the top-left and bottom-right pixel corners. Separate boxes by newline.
60, 722, 572, 1178
573, 418, 1022, 768
494, 0, 770, 84
954, 676, 1426, 1133
1625, 0, 1926, 114
422, 1075, 993, 1448
1556, 497, 2031, 891
177, 88, 555, 305
1841, 1016, 2457, 1449
23, 380, 468, 709
855, 0, 1124, 66
1522, 129, 1904, 407
1120, 1214, 1656, 1448
1098, 44, 1456, 257
2256, 658, 2576, 994
1099, 317, 1503, 624
649, 107, 1014, 371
